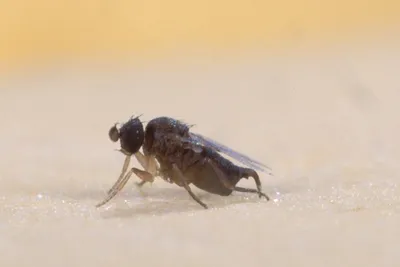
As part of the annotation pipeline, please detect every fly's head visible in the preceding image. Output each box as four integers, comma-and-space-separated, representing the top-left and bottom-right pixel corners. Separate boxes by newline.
108, 115, 145, 155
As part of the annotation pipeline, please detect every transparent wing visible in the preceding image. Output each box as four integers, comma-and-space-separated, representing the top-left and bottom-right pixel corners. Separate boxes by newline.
189, 132, 272, 174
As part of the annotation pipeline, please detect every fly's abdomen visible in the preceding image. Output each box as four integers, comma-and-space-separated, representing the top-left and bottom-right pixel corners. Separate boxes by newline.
203, 147, 242, 181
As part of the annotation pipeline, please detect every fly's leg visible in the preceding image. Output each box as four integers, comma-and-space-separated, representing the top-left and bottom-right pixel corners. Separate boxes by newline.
134, 152, 158, 175
171, 164, 208, 209
106, 155, 131, 195
97, 167, 155, 208
240, 168, 269, 200
97, 166, 134, 208
208, 160, 270, 200
133, 152, 159, 188
131, 167, 155, 183
232, 186, 269, 200
106, 151, 157, 195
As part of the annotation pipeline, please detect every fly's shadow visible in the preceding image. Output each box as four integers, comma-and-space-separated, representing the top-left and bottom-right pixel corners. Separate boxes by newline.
98, 186, 273, 219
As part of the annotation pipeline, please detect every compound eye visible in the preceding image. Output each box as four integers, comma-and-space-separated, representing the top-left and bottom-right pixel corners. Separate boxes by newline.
108, 123, 120, 142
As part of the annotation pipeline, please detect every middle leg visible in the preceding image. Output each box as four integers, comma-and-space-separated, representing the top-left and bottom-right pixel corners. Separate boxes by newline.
171, 164, 208, 209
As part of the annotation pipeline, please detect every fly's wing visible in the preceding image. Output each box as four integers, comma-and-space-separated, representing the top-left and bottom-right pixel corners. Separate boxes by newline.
189, 132, 272, 174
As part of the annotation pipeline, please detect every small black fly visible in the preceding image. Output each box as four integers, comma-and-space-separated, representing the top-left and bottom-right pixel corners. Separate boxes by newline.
96, 115, 272, 209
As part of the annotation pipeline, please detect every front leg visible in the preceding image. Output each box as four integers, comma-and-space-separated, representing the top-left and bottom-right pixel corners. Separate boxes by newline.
107, 154, 131, 195
97, 167, 155, 208
134, 152, 159, 187
131, 167, 155, 183
134, 151, 158, 175
107, 151, 156, 194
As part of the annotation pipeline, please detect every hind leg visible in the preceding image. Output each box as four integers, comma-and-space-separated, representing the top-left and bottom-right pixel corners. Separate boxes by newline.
239, 168, 269, 200
208, 160, 269, 200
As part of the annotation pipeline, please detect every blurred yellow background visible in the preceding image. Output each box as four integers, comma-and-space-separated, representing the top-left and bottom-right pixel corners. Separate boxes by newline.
1, 0, 399, 70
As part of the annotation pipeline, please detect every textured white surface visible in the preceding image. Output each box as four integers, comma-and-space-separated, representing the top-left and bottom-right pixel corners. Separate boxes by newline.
1, 35, 400, 267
